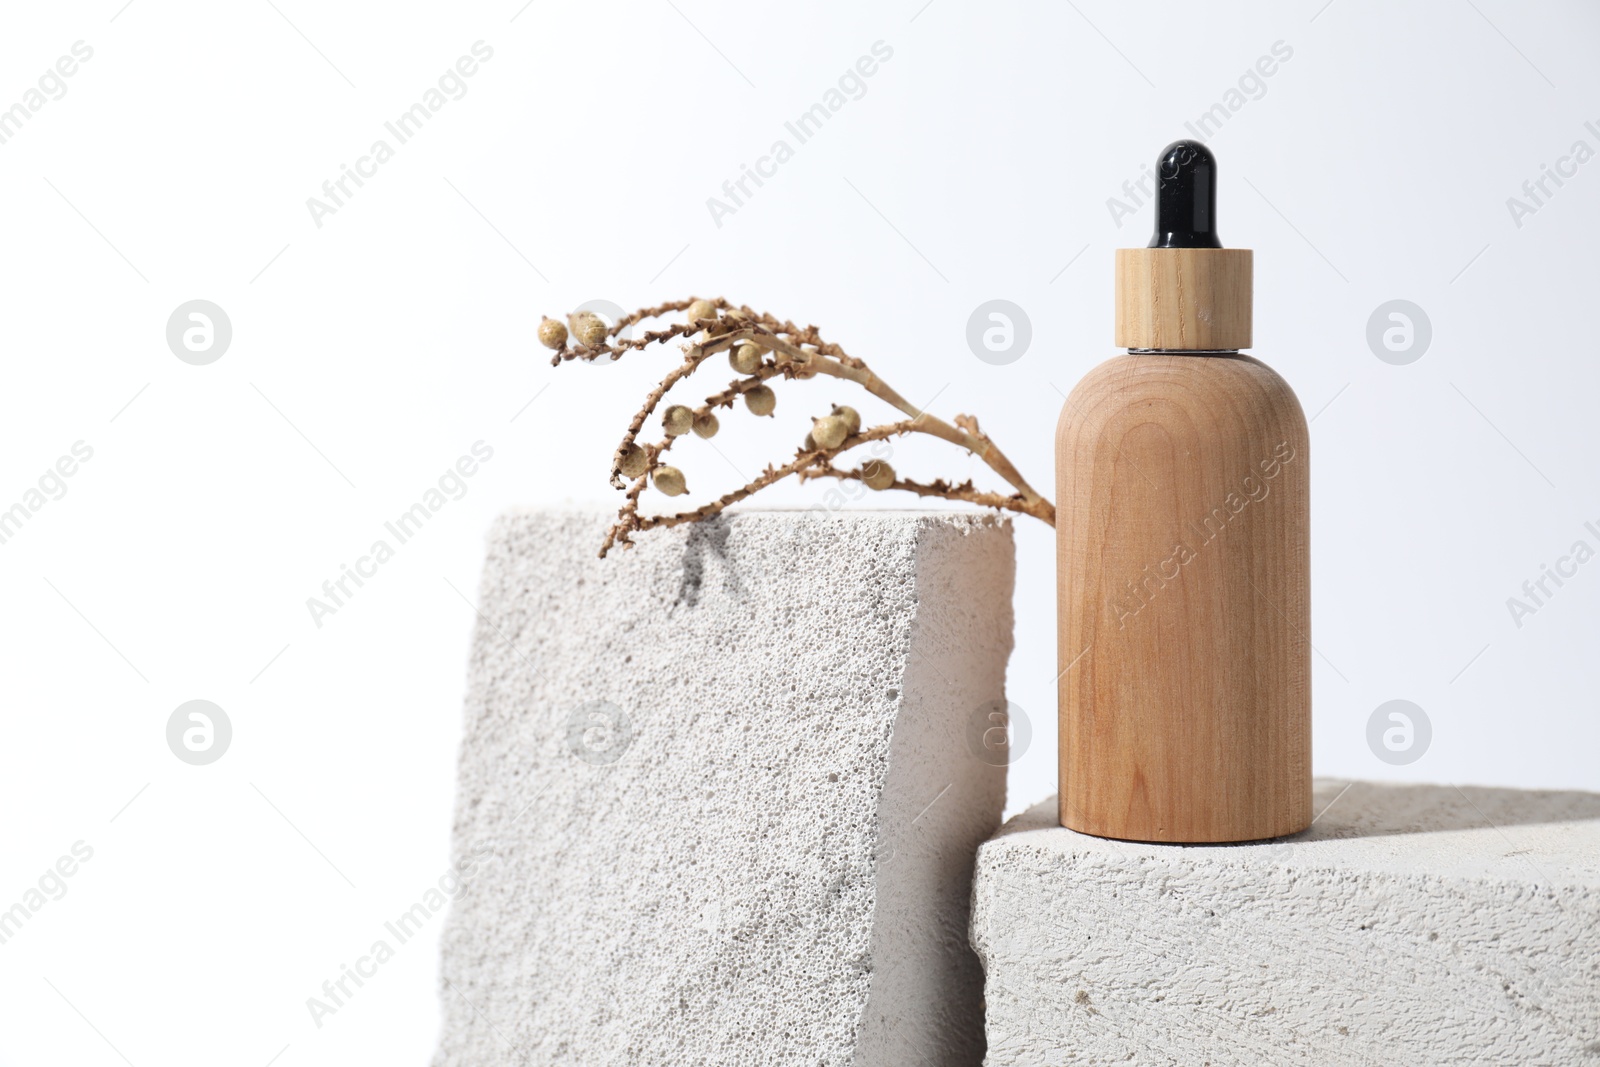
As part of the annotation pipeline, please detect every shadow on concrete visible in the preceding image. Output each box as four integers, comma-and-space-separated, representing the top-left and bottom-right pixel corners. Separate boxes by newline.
1280, 779, 1600, 843
1010, 781, 1600, 848
675, 517, 738, 608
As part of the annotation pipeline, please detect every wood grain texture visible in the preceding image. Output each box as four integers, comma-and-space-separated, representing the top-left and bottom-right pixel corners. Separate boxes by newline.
1056, 353, 1310, 842
1115, 248, 1252, 351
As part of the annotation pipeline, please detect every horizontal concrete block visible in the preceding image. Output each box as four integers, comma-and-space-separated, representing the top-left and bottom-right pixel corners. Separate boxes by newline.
433, 508, 1016, 1066
971, 780, 1600, 1066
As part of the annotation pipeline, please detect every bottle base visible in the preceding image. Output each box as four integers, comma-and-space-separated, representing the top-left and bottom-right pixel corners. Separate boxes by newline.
1060, 804, 1312, 845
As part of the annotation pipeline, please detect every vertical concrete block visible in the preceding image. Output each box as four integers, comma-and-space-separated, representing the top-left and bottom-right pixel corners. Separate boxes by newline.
433, 508, 1015, 1066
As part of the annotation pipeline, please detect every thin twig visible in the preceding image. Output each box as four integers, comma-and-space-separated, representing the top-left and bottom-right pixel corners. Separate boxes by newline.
799, 463, 1044, 519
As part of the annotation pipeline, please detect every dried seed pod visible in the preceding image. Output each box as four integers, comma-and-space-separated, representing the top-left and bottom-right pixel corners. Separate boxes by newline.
862, 459, 895, 491
729, 343, 763, 375
692, 412, 720, 439
744, 385, 776, 416
663, 405, 694, 436
652, 465, 687, 496
803, 431, 817, 451
831, 405, 861, 435
617, 444, 650, 479
811, 414, 848, 450
685, 299, 717, 326
538, 316, 568, 350
571, 310, 608, 347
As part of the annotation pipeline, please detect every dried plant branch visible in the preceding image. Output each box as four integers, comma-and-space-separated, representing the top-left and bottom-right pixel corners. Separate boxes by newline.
545, 298, 1055, 556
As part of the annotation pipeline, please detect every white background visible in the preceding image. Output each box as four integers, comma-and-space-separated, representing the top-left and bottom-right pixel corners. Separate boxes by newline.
1, 1, 1597, 1063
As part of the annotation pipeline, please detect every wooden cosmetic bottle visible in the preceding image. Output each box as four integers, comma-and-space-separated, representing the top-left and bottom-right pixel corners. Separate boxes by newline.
1056, 140, 1310, 843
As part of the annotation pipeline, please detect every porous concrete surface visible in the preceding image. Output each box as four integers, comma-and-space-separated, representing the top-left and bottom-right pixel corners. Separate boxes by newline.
433, 508, 1015, 1066
971, 780, 1600, 1066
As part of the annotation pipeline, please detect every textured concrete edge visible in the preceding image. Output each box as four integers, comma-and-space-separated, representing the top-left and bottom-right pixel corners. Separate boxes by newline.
856, 514, 1016, 1066
973, 785, 1600, 895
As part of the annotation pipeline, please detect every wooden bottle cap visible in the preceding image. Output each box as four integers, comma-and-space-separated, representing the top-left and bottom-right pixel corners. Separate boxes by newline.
1114, 247, 1252, 351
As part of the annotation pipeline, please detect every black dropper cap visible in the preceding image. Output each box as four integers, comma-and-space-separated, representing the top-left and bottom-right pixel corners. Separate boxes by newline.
1148, 140, 1221, 249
